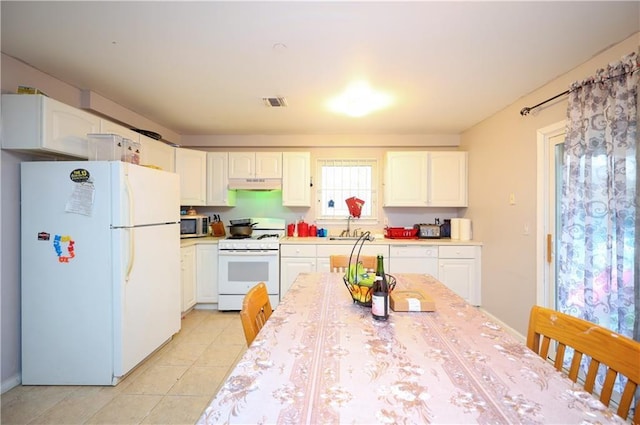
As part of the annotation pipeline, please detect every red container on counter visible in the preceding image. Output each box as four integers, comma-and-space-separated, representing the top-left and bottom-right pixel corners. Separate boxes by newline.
309, 225, 317, 237
297, 221, 309, 237
287, 223, 295, 237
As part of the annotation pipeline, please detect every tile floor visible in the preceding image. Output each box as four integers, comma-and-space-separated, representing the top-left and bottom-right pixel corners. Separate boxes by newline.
1, 309, 246, 425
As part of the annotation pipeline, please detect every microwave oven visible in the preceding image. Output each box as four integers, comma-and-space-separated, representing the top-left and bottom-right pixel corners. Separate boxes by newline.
180, 215, 210, 238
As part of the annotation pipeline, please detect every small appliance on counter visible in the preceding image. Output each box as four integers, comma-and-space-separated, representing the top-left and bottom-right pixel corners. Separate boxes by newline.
414, 223, 441, 239
180, 215, 210, 238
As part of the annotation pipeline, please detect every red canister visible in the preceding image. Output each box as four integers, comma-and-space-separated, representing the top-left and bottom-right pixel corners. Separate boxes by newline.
309, 225, 317, 237
287, 223, 295, 237
297, 221, 309, 237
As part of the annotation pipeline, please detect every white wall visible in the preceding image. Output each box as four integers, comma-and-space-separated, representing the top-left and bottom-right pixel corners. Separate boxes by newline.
461, 33, 639, 336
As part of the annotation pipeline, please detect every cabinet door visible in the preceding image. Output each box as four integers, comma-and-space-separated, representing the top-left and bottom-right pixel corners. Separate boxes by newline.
196, 244, 218, 303
428, 151, 468, 207
2, 94, 101, 158
180, 245, 197, 313
228, 152, 254, 178
438, 259, 477, 305
389, 245, 438, 276
256, 152, 282, 178
100, 119, 140, 142
206, 152, 236, 206
175, 148, 207, 206
282, 152, 310, 206
139, 134, 176, 172
384, 151, 429, 206
280, 257, 316, 298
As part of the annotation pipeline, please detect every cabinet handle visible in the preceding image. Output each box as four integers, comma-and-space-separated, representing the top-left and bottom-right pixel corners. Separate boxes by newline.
546, 234, 553, 264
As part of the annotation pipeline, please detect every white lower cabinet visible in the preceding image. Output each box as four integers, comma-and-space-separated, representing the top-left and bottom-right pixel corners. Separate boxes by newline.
438, 246, 481, 306
280, 245, 317, 298
180, 245, 197, 314
196, 244, 218, 305
280, 242, 481, 306
389, 245, 438, 277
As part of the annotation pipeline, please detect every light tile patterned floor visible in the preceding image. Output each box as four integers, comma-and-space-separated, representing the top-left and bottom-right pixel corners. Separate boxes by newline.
1, 310, 246, 425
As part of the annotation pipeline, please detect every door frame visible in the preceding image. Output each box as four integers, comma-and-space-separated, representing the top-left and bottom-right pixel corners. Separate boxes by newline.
536, 120, 566, 308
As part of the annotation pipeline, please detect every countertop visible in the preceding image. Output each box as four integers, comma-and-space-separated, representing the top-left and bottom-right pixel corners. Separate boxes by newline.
280, 236, 483, 246
181, 236, 482, 247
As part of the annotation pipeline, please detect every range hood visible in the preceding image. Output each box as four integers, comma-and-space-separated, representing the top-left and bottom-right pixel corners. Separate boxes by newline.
228, 178, 282, 191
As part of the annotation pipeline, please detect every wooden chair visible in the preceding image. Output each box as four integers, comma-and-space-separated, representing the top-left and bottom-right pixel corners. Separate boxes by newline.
329, 255, 377, 273
526, 305, 640, 423
240, 282, 273, 347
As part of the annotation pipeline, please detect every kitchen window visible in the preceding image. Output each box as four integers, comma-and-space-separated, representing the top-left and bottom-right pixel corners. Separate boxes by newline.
316, 158, 378, 220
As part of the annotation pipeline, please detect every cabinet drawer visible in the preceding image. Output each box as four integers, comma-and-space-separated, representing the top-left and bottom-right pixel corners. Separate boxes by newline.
316, 244, 389, 258
439, 246, 476, 259
390, 245, 438, 258
280, 244, 317, 257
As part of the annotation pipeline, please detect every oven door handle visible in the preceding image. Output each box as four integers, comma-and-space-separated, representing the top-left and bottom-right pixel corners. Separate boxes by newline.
219, 250, 278, 256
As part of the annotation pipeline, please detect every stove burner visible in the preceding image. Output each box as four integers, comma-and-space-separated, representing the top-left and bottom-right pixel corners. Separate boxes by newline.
226, 235, 251, 240
258, 234, 280, 240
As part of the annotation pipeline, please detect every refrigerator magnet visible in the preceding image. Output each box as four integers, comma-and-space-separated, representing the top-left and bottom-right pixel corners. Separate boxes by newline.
53, 234, 75, 263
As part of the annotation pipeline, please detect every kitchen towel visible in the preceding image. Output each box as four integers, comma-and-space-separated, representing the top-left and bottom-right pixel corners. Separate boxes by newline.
450, 218, 460, 240
459, 219, 472, 241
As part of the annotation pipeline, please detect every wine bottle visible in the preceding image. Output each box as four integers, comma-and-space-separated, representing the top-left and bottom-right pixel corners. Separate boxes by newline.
371, 255, 389, 321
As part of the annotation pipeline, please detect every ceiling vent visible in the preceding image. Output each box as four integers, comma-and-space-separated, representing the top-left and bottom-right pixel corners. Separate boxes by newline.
263, 97, 287, 107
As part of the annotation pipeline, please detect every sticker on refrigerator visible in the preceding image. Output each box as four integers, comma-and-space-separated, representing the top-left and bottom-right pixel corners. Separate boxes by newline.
53, 235, 75, 263
65, 174, 95, 216
37, 232, 50, 241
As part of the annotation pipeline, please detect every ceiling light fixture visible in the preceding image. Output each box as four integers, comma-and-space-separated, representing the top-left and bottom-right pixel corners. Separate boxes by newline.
326, 81, 393, 117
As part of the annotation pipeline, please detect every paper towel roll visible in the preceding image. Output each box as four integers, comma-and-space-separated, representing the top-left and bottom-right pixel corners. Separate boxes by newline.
459, 218, 472, 241
450, 218, 460, 240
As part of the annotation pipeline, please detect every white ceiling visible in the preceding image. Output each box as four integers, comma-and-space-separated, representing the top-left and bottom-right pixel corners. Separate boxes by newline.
2, 1, 638, 136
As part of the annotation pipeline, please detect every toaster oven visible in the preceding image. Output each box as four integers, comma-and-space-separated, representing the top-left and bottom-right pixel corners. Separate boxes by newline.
414, 223, 441, 239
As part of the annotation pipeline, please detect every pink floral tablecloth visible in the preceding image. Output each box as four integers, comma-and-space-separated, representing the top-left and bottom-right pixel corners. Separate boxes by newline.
198, 273, 624, 424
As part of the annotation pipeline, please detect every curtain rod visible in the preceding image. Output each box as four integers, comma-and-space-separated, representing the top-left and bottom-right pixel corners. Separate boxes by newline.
519, 62, 639, 116
519, 90, 569, 116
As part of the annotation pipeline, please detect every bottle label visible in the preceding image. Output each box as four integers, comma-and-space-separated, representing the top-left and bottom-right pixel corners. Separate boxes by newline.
371, 293, 388, 318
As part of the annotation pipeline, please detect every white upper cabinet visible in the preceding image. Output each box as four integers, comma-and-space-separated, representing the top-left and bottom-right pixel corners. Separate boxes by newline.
99, 119, 139, 142
175, 148, 207, 206
139, 134, 175, 172
2, 94, 100, 159
282, 152, 311, 207
384, 151, 467, 207
206, 152, 236, 206
384, 151, 429, 207
428, 151, 468, 207
228, 152, 282, 179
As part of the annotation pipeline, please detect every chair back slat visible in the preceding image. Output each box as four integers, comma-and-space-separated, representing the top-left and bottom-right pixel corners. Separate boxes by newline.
329, 255, 376, 273
527, 305, 640, 423
240, 282, 273, 346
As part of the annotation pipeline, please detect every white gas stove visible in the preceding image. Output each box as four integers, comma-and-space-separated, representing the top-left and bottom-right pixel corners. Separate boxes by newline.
217, 218, 285, 310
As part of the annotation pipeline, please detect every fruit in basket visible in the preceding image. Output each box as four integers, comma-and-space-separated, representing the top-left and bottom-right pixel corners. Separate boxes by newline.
347, 263, 374, 287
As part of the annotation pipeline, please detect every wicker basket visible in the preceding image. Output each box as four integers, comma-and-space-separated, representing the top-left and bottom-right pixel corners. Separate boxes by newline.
343, 274, 396, 307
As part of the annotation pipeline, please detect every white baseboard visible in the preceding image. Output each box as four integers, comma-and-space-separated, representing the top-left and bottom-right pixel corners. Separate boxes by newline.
1, 373, 21, 394
478, 307, 526, 344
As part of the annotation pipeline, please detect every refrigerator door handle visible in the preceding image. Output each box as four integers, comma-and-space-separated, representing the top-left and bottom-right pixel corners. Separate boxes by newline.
125, 228, 135, 282
123, 172, 135, 282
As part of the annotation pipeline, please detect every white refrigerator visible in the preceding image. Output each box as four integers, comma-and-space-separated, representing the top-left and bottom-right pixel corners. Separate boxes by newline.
20, 161, 181, 385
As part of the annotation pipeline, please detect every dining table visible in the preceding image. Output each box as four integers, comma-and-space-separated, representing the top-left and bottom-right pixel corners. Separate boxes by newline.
198, 272, 625, 424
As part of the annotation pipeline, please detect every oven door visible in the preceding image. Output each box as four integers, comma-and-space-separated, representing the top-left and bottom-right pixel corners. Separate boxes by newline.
218, 250, 280, 310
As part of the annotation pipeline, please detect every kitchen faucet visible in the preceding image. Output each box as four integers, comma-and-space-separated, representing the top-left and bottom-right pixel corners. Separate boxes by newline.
340, 215, 356, 237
